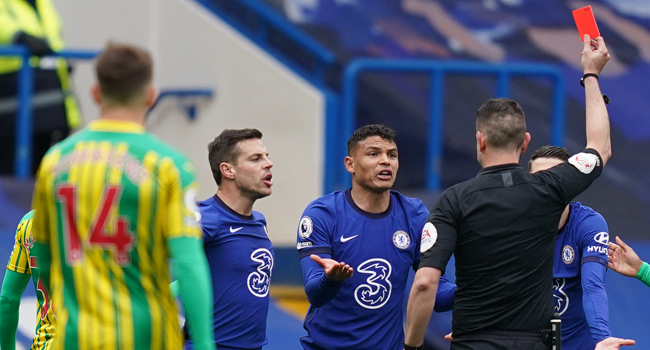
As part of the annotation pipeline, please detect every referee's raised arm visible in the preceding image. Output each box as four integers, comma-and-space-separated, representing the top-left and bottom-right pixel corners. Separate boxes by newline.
582, 35, 612, 165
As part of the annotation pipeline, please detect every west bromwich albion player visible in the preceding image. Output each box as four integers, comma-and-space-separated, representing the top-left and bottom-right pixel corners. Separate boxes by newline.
0, 211, 56, 350
529, 146, 612, 349
31, 43, 215, 350
184, 129, 274, 350
297, 124, 455, 350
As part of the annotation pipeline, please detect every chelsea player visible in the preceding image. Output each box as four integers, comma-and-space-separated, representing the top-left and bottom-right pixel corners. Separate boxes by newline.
529, 146, 616, 350
184, 129, 274, 350
296, 124, 455, 350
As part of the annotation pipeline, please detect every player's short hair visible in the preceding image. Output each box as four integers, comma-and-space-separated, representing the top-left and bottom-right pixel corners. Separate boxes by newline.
95, 43, 153, 106
476, 98, 527, 152
347, 124, 396, 155
208, 128, 263, 185
528, 145, 571, 172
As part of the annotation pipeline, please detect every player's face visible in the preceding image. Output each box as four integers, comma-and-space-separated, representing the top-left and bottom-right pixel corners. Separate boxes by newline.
530, 157, 564, 173
233, 138, 273, 199
347, 136, 399, 192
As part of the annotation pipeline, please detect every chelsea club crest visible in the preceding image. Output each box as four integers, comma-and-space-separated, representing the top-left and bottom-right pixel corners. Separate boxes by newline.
562, 245, 575, 264
393, 231, 410, 249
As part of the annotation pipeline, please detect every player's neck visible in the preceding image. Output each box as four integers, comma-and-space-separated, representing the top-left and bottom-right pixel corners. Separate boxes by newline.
100, 106, 147, 126
350, 186, 390, 213
480, 148, 522, 168
216, 187, 255, 216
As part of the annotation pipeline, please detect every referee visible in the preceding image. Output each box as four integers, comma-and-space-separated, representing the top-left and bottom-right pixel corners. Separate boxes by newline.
404, 35, 612, 350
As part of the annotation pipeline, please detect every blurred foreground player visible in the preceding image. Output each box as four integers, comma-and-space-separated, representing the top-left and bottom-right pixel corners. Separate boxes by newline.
30, 43, 215, 350
0, 211, 56, 350
183, 129, 274, 350
296, 124, 455, 350
530, 146, 618, 350
405, 35, 611, 350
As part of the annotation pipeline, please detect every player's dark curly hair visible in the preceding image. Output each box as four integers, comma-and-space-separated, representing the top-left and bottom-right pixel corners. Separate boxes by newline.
528, 145, 571, 171
347, 124, 396, 155
476, 98, 526, 152
208, 128, 263, 185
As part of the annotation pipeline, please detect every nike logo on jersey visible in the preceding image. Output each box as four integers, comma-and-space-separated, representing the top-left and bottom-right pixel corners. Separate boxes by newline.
230, 226, 243, 233
340, 235, 359, 242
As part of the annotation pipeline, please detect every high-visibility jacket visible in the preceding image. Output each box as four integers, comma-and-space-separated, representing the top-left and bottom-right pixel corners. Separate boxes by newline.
0, 0, 81, 129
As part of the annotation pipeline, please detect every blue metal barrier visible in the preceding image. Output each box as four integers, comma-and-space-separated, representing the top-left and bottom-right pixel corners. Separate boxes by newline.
152, 89, 215, 120
0, 47, 100, 179
341, 59, 567, 192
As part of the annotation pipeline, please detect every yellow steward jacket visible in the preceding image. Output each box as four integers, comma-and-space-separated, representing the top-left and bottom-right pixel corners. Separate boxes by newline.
0, 0, 80, 128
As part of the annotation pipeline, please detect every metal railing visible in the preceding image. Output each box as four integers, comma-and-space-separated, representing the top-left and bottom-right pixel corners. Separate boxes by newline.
0, 46, 216, 179
340, 59, 567, 192
0, 47, 99, 178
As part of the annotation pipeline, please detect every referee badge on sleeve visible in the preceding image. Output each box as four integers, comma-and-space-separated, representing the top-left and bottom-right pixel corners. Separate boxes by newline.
421, 222, 438, 253
568, 152, 600, 174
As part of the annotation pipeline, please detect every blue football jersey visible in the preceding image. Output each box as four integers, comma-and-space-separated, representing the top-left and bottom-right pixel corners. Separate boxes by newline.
185, 195, 274, 350
554, 202, 610, 350
297, 189, 429, 350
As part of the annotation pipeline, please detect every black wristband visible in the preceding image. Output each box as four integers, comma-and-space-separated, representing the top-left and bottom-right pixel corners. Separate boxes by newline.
403, 343, 424, 350
580, 73, 610, 105
580, 73, 599, 87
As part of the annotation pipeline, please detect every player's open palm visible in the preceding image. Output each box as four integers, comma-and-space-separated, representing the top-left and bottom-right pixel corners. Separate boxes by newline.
595, 337, 635, 349
608, 236, 643, 277
311, 254, 354, 281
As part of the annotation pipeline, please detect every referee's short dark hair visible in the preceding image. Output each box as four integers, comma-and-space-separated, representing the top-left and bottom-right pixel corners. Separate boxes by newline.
528, 145, 571, 171
208, 128, 263, 185
347, 124, 396, 155
476, 98, 526, 152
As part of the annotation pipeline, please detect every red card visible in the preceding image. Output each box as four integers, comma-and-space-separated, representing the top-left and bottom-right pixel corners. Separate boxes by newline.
573, 6, 600, 41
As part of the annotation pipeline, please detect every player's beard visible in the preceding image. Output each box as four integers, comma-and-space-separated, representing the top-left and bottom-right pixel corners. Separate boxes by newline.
236, 177, 271, 200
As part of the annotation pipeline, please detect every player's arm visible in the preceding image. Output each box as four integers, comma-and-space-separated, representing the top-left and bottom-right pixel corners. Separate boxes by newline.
582, 35, 611, 166
301, 254, 351, 307
1, 211, 36, 350
168, 237, 214, 349
579, 213, 612, 343
405, 193, 458, 348
0, 270, 31, 350
297, 202, 351, 307
163, 159, 214, 350
434, 274, 456, 313
608, 237, 650, 287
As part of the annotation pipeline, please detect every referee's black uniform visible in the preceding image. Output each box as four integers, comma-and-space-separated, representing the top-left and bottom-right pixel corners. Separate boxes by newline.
420, 149, 603, 350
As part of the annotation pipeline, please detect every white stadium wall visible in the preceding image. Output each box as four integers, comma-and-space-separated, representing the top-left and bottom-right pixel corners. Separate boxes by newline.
56, 0, 325, 246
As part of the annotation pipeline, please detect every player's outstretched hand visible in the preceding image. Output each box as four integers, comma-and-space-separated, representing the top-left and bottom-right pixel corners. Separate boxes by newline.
311, 254, 353, 281
581, 34, 610, 75
608, 236, 643, 277
444, 332, 452, 341
595, 337, 635, 349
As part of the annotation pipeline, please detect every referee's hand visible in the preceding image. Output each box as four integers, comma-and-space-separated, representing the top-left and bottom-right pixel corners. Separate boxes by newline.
311, 254, 354, 281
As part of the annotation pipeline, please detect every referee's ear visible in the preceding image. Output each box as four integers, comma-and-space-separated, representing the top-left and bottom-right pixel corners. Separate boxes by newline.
520, 132, 532, 154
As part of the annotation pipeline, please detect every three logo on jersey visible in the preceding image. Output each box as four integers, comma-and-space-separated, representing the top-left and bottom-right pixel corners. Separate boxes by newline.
247, 248, 274, 298
297, 216, 415, 309
553, 278, 570, 315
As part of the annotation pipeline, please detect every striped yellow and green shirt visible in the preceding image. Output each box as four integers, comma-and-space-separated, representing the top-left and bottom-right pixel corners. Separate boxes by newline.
7, 210, 56, 350
31, 119, 202, 350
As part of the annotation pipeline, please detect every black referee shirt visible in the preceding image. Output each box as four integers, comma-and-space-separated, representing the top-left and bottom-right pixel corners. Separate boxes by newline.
420, 149, 603, 337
